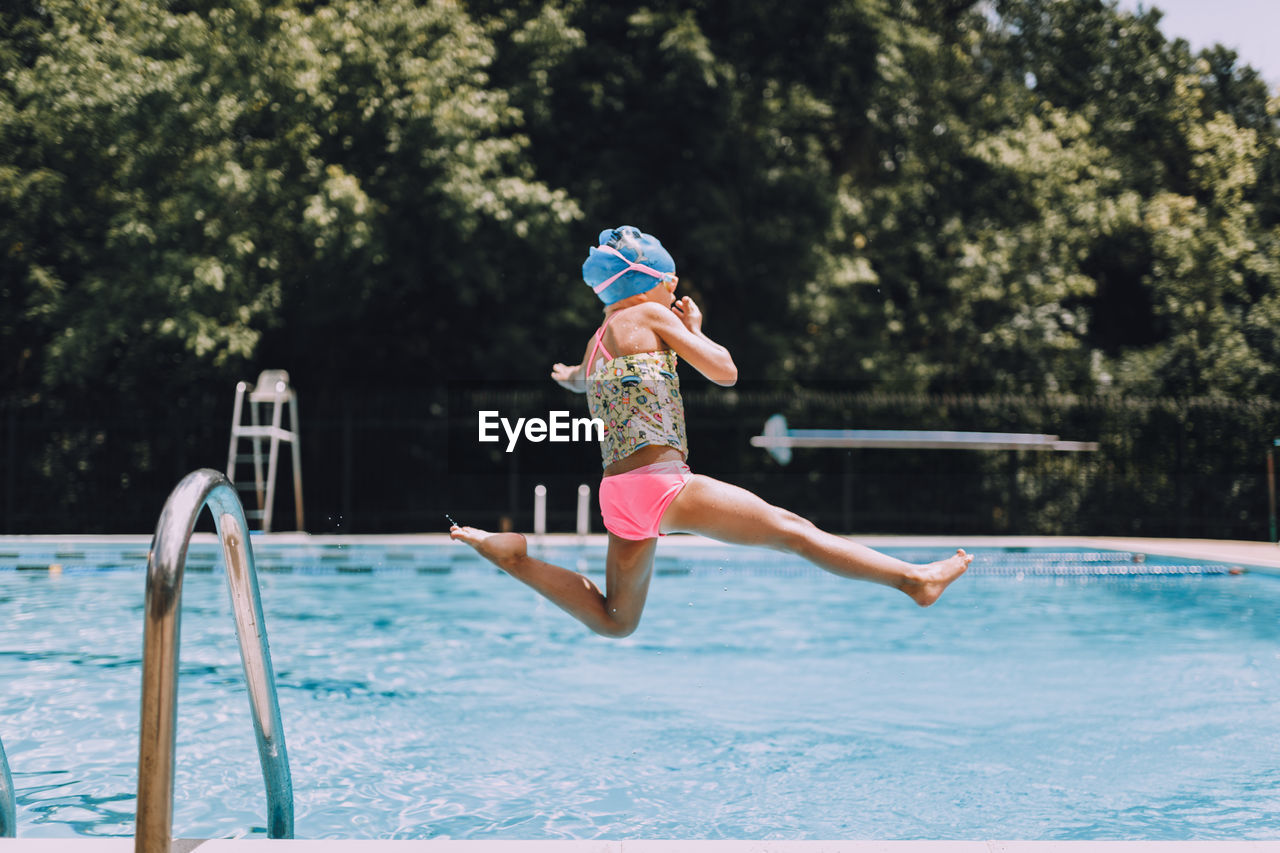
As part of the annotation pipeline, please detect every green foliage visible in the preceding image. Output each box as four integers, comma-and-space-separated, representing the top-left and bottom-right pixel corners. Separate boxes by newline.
792, 0, 1280, 400
0, 0, 580, 402
480, 0, 884, 379
1119, 76, 1280, 397
6, 0, 1276, 399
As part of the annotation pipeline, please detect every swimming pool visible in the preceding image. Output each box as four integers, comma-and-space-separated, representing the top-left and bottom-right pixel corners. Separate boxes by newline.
2, 538, 1279, 840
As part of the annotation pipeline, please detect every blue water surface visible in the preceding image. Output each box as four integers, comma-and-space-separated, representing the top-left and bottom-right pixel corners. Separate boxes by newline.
1, 544, 1278, 840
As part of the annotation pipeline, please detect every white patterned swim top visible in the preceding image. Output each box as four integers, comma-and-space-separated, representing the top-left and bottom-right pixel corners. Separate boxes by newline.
586, 350, 688, 468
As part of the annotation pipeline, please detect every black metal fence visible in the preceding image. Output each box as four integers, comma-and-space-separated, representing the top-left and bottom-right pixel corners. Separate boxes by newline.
3, 385, 1277, 539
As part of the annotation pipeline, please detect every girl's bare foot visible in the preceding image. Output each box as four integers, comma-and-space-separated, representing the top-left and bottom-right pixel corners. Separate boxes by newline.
902, 549, 972, 607
449, 525, 528, 571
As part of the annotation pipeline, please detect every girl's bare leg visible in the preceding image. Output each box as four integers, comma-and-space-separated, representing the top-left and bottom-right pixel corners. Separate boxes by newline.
449, 526, 657, 637
661, 475, 971, 606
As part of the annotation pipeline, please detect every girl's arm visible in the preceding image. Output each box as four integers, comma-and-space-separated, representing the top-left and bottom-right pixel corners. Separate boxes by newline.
645, 298, 738, 386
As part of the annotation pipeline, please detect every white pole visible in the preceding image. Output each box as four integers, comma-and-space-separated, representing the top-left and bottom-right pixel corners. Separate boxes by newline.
576, 484, 590, 539
533, 484, 547, 536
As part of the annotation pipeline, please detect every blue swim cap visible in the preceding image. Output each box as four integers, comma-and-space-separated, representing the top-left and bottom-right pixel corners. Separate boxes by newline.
582, 226, 676, 304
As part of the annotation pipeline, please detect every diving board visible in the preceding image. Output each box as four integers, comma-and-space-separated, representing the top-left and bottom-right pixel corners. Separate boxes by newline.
751, 415, 1098, 465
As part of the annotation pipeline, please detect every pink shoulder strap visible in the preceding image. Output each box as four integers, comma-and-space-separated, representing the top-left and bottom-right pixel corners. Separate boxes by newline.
586, 311, 619, 375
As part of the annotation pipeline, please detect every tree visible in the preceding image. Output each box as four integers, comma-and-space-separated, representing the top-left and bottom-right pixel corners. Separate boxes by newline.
797, 0, 1280, 398
478, 0, 886, 381
0, 0, 580, 526
0, 0, 583, 401
1117, 73, 1280, 398
986, 0, 1280, 398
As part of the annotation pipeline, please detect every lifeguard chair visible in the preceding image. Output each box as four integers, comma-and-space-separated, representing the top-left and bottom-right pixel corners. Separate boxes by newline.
226, 370, 305, 532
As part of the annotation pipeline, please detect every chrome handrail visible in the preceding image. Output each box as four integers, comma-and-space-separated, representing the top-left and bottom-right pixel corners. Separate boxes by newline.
136, 469, 293, 853
1, 733, 14, 837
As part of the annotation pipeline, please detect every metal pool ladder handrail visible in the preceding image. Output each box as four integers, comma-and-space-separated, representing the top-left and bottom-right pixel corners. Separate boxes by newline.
1, 733, 14, 837
136, 469, 293, 853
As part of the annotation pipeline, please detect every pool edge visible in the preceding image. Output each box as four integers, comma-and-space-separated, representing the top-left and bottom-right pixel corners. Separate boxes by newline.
2, 533, 1277, 575
2, 838, 1280, 851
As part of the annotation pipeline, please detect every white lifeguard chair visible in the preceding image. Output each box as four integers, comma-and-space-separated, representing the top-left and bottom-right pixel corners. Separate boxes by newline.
226, 370, 305, 532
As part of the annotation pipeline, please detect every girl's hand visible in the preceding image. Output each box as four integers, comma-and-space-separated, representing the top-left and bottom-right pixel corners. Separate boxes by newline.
671, 296, 703, 334
551, 362, 586, 393
550, 362, 578, 383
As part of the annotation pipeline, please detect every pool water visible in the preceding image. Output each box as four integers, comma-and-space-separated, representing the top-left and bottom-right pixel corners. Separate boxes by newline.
2, 544, 1279, 840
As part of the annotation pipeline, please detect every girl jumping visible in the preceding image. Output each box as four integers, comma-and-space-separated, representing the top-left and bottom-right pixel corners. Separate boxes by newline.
450, 226, 971, 637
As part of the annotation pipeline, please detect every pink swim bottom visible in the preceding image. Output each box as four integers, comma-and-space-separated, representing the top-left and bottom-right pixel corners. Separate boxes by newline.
598, 460, 694, 540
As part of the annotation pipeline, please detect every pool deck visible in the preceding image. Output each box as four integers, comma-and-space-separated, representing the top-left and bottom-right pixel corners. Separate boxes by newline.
3, 839, 1280, 851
